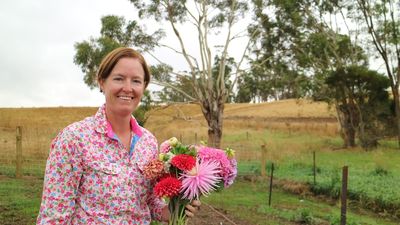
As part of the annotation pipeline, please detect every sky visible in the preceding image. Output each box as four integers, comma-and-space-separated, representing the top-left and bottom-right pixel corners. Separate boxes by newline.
0, 0, 251, 108
0, 0, 145, 107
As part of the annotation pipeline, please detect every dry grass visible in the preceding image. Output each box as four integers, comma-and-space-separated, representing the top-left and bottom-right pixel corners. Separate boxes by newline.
0, 107, 97, 161
147, 99, 338, 144
0, 99, 337, 163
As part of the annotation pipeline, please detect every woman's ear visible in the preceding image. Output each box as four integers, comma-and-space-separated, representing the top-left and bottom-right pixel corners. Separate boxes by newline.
98, 79, 104, 93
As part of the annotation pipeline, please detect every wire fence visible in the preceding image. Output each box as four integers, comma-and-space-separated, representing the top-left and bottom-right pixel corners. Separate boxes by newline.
0, 127, 267, 179
1, 126, 399, 221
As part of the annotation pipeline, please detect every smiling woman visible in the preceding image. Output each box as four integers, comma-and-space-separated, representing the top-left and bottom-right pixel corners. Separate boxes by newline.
36, 47, 201, 224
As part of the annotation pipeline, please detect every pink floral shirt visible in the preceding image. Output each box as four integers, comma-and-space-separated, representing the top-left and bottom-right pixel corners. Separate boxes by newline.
37, 104, 165, 225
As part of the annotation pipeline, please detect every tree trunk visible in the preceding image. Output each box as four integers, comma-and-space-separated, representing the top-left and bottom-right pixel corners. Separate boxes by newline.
200, 98, 225, 148
393, 89, 400, 148
336, 104, 356, 148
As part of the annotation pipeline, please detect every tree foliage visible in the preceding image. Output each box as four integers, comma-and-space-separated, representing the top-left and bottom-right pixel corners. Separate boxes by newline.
125, 0, 251, 147
355, 0, 400, 147
241, 0, 316, 102
326, 65, 393, 149
74, 15, 163, 89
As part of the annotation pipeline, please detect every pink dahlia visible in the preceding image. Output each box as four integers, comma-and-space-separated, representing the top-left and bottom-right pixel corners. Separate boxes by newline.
197, 146, 237, 187
154, 175, 182, 198
180, 160, 221, 200
159, 140, 172, 153
143, 159, 165, 180
171, 154, 196, 171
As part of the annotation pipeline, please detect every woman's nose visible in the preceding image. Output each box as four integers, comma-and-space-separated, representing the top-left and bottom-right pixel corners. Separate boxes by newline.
122, 80, 132, 91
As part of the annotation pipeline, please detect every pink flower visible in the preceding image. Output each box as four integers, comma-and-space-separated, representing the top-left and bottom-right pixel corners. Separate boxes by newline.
171, 154, 196, 171
180, 160, 221, 200
197, 146, 237, 187
159, 140, 172, 153
154, 175, 182, 198
143, 159, 165, 180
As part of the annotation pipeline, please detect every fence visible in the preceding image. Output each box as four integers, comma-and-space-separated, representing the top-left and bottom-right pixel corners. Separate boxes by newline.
1, 126, 397, 222
0, 126, 50, 178
0, 128, 269, 178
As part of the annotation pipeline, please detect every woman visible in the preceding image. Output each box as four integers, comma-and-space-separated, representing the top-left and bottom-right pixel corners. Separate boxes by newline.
37, 47, 200, 224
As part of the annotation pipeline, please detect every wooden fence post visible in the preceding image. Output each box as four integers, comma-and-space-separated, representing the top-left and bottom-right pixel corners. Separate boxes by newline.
261, 144, 267, 177
268, 163, 274, 207
341, 166, 348, 225
313, 151, 316, 185
16, 126, 22, 178
195, 133, 197, 144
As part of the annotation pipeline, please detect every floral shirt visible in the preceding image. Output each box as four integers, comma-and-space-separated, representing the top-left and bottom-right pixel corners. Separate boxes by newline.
37, 104, 165, 225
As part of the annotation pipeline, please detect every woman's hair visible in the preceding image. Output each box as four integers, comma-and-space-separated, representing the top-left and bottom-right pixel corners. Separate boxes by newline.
97, 47, 151, 90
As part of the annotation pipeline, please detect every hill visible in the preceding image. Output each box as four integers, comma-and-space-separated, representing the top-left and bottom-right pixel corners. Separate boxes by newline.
0, 99, 337, 161
145, 99, 338, 143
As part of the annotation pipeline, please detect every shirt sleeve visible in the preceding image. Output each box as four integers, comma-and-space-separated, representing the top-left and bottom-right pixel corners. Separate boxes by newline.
144, 133, 167, 221
147, 180, 167, 221
36, 128, 83, 224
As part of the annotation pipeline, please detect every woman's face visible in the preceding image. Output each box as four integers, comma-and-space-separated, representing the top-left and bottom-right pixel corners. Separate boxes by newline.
99, 57, 145, 117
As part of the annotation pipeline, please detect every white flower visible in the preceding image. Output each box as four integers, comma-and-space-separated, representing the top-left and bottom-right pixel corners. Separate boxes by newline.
168, 137, 179, 147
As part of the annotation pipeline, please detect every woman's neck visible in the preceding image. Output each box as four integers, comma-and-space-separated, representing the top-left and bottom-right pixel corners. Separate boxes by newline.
105, 107, 131, 135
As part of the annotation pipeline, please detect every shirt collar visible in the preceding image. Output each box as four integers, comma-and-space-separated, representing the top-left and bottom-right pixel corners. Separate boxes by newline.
94, 104, 143, 138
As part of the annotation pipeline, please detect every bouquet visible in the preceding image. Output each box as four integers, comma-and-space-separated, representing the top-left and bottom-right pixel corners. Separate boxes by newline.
143, 137, 237, 225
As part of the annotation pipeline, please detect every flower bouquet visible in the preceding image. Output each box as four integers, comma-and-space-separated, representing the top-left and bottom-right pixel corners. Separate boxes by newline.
143, 137, 237, 225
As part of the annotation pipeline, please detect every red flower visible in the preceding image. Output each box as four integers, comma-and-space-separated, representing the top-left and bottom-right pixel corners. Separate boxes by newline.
171, 154, 196, 171
154, 176, 182, 198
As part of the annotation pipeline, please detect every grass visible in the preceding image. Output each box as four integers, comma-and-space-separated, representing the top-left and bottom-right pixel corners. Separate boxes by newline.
0, 99, 399, 223
2, 176, 398, 225
0, 177, 43, 225
205, 179, 399, 225
226, 128, 400, 219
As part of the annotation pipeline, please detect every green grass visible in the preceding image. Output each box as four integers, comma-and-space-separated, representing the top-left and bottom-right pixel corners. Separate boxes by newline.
1, 128, 399, 223
230, 129, 400, 220
269, 149, 400, 218
205, 179, 399, 225
0, 177, 43, 225
0, 161, 45, 178
2, 176, 398, 225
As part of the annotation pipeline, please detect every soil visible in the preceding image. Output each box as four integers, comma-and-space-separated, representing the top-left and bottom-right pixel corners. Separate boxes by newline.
187, 203, 251, 225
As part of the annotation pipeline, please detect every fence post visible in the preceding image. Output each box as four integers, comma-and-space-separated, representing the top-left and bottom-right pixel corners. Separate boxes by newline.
268, 163, 274, 207
261, 144, 267, 177
195, 132, 197, 144
341, 166, 348, 225
313, 151, 316, 185
16, 126, 22, 178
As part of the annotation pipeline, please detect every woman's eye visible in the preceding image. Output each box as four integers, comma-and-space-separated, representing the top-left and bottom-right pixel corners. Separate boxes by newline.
133, 80, 143, 84
113, 77, 123, 81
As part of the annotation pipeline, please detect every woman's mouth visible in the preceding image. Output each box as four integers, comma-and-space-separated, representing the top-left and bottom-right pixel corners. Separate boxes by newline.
118, 95, 134, 101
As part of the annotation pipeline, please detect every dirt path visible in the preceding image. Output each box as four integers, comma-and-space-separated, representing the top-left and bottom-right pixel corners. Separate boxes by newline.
187, 203, 252, 225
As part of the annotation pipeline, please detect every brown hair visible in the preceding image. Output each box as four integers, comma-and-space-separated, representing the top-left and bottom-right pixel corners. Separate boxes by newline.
97, 47, 151, 90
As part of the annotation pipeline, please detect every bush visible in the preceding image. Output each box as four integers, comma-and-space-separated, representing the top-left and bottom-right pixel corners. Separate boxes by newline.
294, 209, 315, 224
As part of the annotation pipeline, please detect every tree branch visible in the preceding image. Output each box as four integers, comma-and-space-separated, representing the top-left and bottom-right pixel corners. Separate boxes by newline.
151, 80, 196, 101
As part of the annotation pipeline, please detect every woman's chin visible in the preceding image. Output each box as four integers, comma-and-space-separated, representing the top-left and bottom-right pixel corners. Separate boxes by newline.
112, 105, 137, 116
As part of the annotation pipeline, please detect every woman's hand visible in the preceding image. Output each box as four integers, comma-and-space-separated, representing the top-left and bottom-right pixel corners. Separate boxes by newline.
185, 200, 201, 217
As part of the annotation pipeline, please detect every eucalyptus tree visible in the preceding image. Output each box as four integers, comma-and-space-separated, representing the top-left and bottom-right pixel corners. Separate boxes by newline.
326, 66, 392, 149
74, 1, 254, 148
245, 0, 314, 102
355, 0, 400, 147
248, 0, 376, 147
124, 0, 253, 147
74, 15, 164, 89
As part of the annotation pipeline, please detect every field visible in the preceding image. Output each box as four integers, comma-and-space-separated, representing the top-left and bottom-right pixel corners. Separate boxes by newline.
0, 99, 399, 224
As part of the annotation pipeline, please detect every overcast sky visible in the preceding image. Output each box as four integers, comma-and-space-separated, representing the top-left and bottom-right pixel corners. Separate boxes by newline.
0, 0, 147, 107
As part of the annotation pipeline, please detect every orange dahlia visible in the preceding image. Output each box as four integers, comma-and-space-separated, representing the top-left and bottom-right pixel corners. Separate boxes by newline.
143, 159, 165, 180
